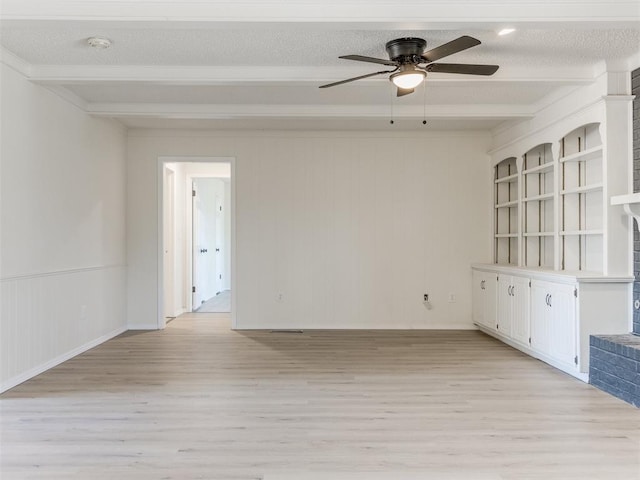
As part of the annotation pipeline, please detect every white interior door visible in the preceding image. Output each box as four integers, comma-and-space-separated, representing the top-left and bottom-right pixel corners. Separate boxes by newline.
214, 186, 225, 293
192, 178, 223, 309
192, 181, 208, 308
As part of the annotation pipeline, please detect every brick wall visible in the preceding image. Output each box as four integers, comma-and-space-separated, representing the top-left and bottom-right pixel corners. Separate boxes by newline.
590, 335, 640, 407
633, 67, 640, 335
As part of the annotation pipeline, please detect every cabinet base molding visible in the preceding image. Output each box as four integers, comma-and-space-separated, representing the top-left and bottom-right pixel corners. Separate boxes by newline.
475, 323, 589, 382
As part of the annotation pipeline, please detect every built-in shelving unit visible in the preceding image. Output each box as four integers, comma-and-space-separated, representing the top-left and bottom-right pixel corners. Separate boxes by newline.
494, 157, 519, 265
479, 91, 635, 384
522, 143, 554, 268
559, 123, 603, 273
492, 123, 606, 274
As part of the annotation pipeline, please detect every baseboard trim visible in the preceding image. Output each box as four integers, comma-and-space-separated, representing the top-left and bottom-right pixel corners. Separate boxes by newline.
233, 324, 479, 331
0, 325, 127, 394
128, 323, 161, 330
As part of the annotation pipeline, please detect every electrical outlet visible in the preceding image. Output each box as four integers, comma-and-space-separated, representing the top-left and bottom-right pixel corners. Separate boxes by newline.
423, 294, 429, 302
448, 293, 456, 303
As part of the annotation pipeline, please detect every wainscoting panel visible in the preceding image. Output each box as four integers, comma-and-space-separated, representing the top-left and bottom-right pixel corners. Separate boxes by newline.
0, 265, 126, 392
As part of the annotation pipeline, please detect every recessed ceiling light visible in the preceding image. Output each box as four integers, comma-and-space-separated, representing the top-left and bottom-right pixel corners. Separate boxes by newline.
87, 37, 112, 49
498, 28, 516, 36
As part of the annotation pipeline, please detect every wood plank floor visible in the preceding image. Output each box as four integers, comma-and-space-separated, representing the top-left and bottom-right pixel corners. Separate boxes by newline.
196, 290, 231, 313
1, 313, 639, 480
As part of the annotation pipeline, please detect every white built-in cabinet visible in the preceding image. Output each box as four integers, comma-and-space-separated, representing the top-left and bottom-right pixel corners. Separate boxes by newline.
472, 270, 497, 330
530, 280, 577, 370
479, 97, 636, 382
497, 274, 529, 343
472, 265, 629, 381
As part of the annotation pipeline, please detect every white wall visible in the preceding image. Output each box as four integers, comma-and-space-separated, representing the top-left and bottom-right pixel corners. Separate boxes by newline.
128, 130, 492, 329
0, 63, 127, 392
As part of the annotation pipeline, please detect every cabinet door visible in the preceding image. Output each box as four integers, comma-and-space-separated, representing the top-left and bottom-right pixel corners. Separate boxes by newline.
530, 280, 552, 354
497, 275, 512, 336
472, 270, 485, 327
550, 283, 577, 368
483, 272, 498, 331
510, 275, 530, 345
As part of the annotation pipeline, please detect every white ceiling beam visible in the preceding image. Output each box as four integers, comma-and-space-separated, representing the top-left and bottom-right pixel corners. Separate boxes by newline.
85, 102, 535, 119
26, 65, 596, 85
1, 1, 639, 25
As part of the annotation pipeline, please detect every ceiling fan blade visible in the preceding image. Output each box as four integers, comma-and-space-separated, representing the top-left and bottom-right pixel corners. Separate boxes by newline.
425, 63, 499, 75
340, 55, 398, 66
421, 35, 481, 62
319, 69, 395, 89
397, 87, 414, 97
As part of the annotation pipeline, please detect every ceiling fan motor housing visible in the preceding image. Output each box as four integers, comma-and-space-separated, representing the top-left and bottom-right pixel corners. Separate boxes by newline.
385, 38, 427, 63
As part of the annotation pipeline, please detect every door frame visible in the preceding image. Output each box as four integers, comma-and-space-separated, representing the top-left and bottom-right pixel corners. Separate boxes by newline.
157, 156, 236, 329
163, 165, 176, 319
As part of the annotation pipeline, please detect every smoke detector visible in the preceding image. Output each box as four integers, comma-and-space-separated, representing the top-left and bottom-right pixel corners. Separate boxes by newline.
87, 37, 112, 49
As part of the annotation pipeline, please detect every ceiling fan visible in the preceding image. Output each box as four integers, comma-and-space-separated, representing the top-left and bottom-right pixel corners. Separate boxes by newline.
320, 35, 499, 97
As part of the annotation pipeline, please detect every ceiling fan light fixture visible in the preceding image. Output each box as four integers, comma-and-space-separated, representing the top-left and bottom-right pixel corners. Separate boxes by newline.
390, 69, 426, 89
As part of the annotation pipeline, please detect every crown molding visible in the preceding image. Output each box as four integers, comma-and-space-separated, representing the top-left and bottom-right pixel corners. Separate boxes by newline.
0, 47, 32, 76
1, 1, 638, 25
44, 85, 89, 111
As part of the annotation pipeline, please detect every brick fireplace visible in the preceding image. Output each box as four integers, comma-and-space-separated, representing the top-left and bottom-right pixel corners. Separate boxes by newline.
588, 67, 640, 407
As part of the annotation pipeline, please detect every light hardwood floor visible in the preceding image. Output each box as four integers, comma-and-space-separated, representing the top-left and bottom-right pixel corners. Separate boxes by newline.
196, 290, 231, 313
1, 313, 639, 480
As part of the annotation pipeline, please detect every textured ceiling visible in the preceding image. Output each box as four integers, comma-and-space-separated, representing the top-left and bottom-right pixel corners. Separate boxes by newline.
1, 3, 639, 131
1, 23, 638, 68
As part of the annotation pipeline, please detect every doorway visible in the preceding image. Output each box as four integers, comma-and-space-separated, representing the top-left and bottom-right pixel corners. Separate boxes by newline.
159, 158, 234, 329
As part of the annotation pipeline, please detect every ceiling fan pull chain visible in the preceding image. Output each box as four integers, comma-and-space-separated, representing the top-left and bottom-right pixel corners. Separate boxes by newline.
422, 81, 427, 125
390, 85, 395, 125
